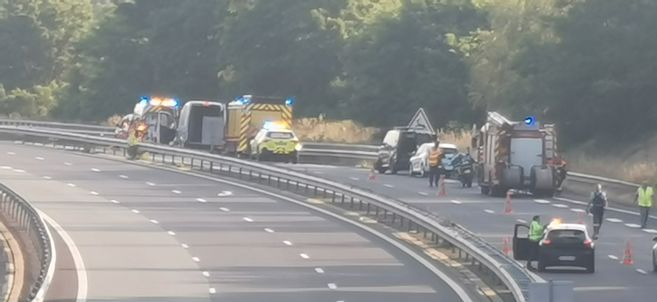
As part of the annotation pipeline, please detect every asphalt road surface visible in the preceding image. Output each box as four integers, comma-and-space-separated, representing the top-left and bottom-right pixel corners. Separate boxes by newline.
0, 142, 462, 302
275, 163, 657, 302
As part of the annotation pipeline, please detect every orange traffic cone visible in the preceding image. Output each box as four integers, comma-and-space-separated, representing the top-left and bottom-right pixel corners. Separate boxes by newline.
504, 190, 513, 214
622, 240, 634, 265
437, 175, 447, 197
368, 168, 377, 181
502, 237, 511, 256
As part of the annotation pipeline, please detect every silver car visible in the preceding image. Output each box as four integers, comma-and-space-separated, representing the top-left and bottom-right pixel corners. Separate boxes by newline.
408, 143, 459, 177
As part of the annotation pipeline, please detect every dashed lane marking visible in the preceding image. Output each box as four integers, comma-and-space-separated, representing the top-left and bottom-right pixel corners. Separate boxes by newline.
349, 177, 360, 181
90, 191, 99, 196
243, 217, 254, 222
67, 183, 76, 187
384, 184, 394, 188
328, 283, 337, 290
42, 176, 52, 180
35, 157, 44, 161
418, 192, 429, 196
13, 169, 25, 173
64, 162, 72, 166
0, 166, 11, 170
192, 257, 200, 263
484, 209, 495, 214
196, 198, 207, 203
553, 204, 569, 208
450, 200, 462, 204
149, 220, 159, 224
517, 219, 527, 224
636, 269, 647, 275
202, 271, 210, 277
110, 200, 120, 204
625, 223, 641, 228
315, 268, 325, 274
209, 288, 216, 294
283, 241, 293, 246
131, 209, 140, 214
181, 243, 189, 249
299, 253, 310, 259
219, 207, 230, 212
643, 229, 657, 234
534, 199, 551, 204
91, 168, 101, 172
608, 255, 619, 260
264, 228, 274, 233
606, 218, 623, 223
7, 152, 15, 155
119, 175, 129, 179
168, 231, 176, 236
146, 182, 156, 186
217, 191, 233, 197
172, 190, 182, 194
570, 208, 586, 213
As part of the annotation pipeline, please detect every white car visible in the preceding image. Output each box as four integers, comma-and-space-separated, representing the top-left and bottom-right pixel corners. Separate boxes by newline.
652, 237, 657, 272
408, 142, 459, 177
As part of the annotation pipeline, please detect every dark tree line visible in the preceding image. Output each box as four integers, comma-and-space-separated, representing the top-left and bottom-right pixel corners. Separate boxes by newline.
1, 0, 656, 146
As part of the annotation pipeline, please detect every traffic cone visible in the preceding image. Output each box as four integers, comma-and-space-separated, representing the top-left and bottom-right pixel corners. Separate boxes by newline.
622, 240, 634, 266
437, 175, 447, 197
368, 168, 376, 181
502, 237, 511, 256
504, 190, 513, 214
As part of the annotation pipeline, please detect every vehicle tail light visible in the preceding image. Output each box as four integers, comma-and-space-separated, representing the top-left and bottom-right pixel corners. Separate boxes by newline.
542, 239, 551, 245
584, 239, 593, 248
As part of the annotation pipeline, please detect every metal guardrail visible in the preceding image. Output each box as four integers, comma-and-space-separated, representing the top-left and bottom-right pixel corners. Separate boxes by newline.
0, 183, 55, 302
0, 126, 541, 302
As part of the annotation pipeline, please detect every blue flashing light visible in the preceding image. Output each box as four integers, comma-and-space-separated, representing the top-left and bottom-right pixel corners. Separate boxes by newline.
524, 116, 536, 126
285, 97, 295, 106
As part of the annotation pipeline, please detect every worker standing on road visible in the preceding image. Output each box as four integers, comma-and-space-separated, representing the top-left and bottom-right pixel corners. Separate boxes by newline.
127, 127, 139, 160
527, 215, 544, 270
428, 141, 443, 187
587, 184, 607, 239
635, 182, 654, 229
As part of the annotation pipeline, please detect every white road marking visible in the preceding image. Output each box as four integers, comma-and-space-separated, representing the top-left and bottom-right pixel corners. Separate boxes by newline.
90, 191, 99, 196
91, 168, 101, 172
636, 269, 647, 275
7, 152, 15, 155
315, 268, 325, 274
450, 200, 462, 204
606, 218, 623, 223
12, 169, 25, 173
39, 210, 88, 302
570, 208, 586, 213
556, 196, 657, 220
328, 283, 338, 290
349, 177, 360, 181
0, 166, 11, 170
264, 228, 274, 233
384, 184, 394, 188
608, 255, 619, 260
418, 192, 429, 196
110, 200, 120, 204
35, 157, 44, 161
67, 183, 76, 187
202, 271, 210, 277
168, 231, 176, 236
243, 217, 254, 222
217, 191, 233, 197
192, 257, 200, 262
146, 182, 156, 186
119, 175, 129, 179
219, 207, 230, 212
64, 162, 72, 166
553, 204, 569, 208
534, 199, 551, 204
131, 209, 140, 214
283, 240, 292, 246
42, 176, 52, 180
196, 198, 207, 203
181, 243, 189, 249
172, 190, 181, 194
149, 219, 159, 224
517, 219, 527, 224
642, 229, 657, 234
299, 253, 310, 259
484, 209, 495, 214
625, 223, 641, 228
209, 288, 216, 294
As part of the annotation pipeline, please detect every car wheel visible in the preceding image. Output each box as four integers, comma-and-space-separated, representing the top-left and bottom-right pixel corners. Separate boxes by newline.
481, 186, 490, 195
586, 256, 595, 273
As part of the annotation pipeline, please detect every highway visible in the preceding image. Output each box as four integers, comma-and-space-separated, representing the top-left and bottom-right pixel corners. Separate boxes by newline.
278, 163, 657, 302
0, 142, 462, 302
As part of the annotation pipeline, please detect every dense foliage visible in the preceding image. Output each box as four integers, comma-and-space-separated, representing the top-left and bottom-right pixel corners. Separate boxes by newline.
1, 0, 656, 145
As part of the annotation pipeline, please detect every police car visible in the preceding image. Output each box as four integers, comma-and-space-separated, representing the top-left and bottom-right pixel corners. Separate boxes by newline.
513, 220, 595, 273
249, 122, 302, 163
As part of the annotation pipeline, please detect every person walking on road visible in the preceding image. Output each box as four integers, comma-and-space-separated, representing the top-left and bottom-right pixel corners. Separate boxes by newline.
428, 141, 443, 187
527, 215, 545, 270
635, 182, 654, 229
587, 184, 607, 239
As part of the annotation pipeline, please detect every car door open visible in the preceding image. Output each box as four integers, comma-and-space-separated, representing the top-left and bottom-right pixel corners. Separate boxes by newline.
513, 223, 531, 261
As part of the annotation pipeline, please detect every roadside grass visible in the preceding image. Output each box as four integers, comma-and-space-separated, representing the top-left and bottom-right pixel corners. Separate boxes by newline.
294, 117, 379, 144
437, 129, 472, 151
566, 152, 657, 184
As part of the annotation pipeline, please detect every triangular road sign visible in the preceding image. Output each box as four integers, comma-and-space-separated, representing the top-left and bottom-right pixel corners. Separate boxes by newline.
407, 108, 435, 134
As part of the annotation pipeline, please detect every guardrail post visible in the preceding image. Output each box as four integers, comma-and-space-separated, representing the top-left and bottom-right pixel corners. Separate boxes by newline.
209, 162, 213, 173
366, 203, 370, 215
349, 197, 354, 208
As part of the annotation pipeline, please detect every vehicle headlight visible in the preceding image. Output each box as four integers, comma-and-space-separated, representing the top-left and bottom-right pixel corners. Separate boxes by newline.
295, 143, 303, 151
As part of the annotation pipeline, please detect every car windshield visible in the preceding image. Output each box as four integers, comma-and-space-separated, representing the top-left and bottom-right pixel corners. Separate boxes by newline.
267, 132, 294, 139
547, 229, 586, 243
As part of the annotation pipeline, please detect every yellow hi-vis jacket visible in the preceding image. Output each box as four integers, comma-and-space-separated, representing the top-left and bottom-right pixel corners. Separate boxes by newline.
428, 149, 442, 167
637, 186, 654, 207
128, 133, 139, 146
529, 220, 544, 242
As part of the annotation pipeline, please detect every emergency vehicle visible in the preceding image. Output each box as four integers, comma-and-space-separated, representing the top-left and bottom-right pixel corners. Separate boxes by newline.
472, 112, 558, 197
225, 95, 294, 155
175, 100, 226, 150
131, 96, 180, 144
249, 122, 301, 163
513, 220, 595, 273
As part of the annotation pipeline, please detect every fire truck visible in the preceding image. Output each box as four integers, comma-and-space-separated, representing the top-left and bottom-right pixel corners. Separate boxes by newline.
224, 95, 294, 155
472, 112, 558, 197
